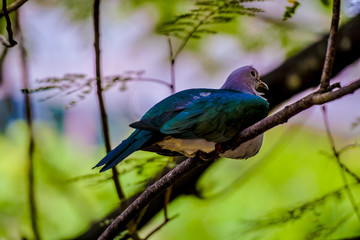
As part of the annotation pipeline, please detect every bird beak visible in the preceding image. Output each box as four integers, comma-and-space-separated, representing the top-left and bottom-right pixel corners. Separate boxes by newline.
255, 79, 269, 92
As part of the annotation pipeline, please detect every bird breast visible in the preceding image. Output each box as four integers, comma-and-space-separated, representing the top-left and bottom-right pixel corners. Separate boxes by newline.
156, 134, 264, 159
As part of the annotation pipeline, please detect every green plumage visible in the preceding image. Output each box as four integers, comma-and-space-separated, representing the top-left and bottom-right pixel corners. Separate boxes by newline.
130, 88, 269, 143
95, 66, 270, 172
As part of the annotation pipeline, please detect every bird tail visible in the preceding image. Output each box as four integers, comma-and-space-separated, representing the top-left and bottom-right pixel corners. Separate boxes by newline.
93, 130, 153, 172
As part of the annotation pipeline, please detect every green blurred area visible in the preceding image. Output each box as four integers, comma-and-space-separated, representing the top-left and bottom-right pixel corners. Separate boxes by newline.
1, 121, 359, 239
1, 0, 359, 239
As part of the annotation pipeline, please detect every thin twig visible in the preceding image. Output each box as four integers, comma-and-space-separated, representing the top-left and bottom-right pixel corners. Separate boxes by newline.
0, 0, 28, 18
143, 214, 178, 240
1, 0, 17, 47
93, 1, 143, 239
99, 157, 205, 240
163, 186, 172, 221
336, 154, 360, 183
0, 46, 8, 85
322, 106, 360, 223
124, 77, 173, 90
219, 80, 360, 153
338, 143, 360, 156
319, 0, 341, 91
98, 79, 360, 240
342, 164, 360, 183
173, 9, 216, 59
167, 37, 175, 94
15, 11, 40, 240
93, 0, 125, 201
248, 183, 360, 231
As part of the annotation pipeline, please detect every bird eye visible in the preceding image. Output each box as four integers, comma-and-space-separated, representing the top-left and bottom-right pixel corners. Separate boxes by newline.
250, 71, 256, 78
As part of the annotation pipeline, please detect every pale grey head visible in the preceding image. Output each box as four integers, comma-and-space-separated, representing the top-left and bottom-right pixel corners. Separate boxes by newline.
221, 66, 269, 95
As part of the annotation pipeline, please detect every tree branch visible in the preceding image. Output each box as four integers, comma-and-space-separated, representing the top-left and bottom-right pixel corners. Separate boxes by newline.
0, 0, 27, 18
1, 0, 17, 47
168, 37, 175, 94
15, 10, 40, 240
74, 15, 360, 240
221, 80, 360, 152
0, 45, 8, 85
99, 79, 360, 239
93, 1, 144, 239
320, 0, 341, 91
322, 106, 360, 223
93, 0, 125, 201
143, 214, 178, 240
99, 157, 206, 240
263, 14, 360, 107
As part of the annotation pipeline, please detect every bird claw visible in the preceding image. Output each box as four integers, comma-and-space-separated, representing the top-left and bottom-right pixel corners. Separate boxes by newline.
198, 151, 210, 160
198, 151, 218, 161
215, 143, 224, 154
197, 149, 219, 161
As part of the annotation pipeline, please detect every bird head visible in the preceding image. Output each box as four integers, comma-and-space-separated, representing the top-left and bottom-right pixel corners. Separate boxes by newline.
221, 66, 269, 96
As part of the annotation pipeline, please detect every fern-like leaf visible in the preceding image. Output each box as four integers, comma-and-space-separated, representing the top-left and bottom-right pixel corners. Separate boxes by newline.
22, 71, 170, 108
158, 0, 264, 53
283, 1, 300, 21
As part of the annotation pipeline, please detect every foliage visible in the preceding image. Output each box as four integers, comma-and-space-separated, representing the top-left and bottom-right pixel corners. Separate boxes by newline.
0, 121, 171, 239
1, 123, 360, 239
283, 1, 301, 21
35, 0, 94, 21
158, 0, 264, 40
320, 0, 330, 7
3, 0, 360, 239
351, 117, 360, 129
21, 71, 153, 109
140, 125, 360, 240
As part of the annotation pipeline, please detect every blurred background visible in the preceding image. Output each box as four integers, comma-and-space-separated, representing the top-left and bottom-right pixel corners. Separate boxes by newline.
0, 0, 360, 239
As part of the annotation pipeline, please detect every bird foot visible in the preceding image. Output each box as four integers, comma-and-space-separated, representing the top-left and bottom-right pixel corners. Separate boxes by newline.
197, 151, 212, 161
215, 143, 224, 154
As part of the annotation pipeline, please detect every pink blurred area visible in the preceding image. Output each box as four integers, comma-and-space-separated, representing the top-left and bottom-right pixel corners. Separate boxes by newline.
0, 0, 359, 146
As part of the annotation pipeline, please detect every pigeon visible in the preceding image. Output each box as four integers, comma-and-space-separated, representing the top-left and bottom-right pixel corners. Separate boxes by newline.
94, 66, 269, 172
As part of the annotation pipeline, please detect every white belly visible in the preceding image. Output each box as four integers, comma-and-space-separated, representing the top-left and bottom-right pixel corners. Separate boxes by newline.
157, 135, 264, 159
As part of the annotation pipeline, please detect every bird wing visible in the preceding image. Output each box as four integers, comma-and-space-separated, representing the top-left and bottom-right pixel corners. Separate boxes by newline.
129, 88, 218, 132
160, 91, 269, 142
129, 109, 184, 132
131, 90, 269, 143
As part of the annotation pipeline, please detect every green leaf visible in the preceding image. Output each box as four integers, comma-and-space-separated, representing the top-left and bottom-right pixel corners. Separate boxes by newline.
320, 0, 330, 6
158, 0, 265, 42
283, 1, 301, 21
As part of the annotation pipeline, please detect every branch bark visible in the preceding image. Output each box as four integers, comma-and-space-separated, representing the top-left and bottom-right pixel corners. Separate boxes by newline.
223, 81, 360, 151
322, 106, 360, 222
99, 79, 360, 239
319, 0, 341, 91
93, 0, 125, 200
0, 0, 28, 18
1, 0, 17, 47
99, 157, 206, 240
93, 1, 143, 239
15, 10, 40, 240
263, 14, 360, 106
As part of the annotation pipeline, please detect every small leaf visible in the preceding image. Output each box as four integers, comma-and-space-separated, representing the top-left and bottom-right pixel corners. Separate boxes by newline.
351, 117, 360, 129
320, 0, 330, 6
197, 28, 217, 34
195, 0, 221, 7
174, 21, 196, 26
283, 1, 300, 21
211, 16, 234, 23
191, 34, 202, 39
